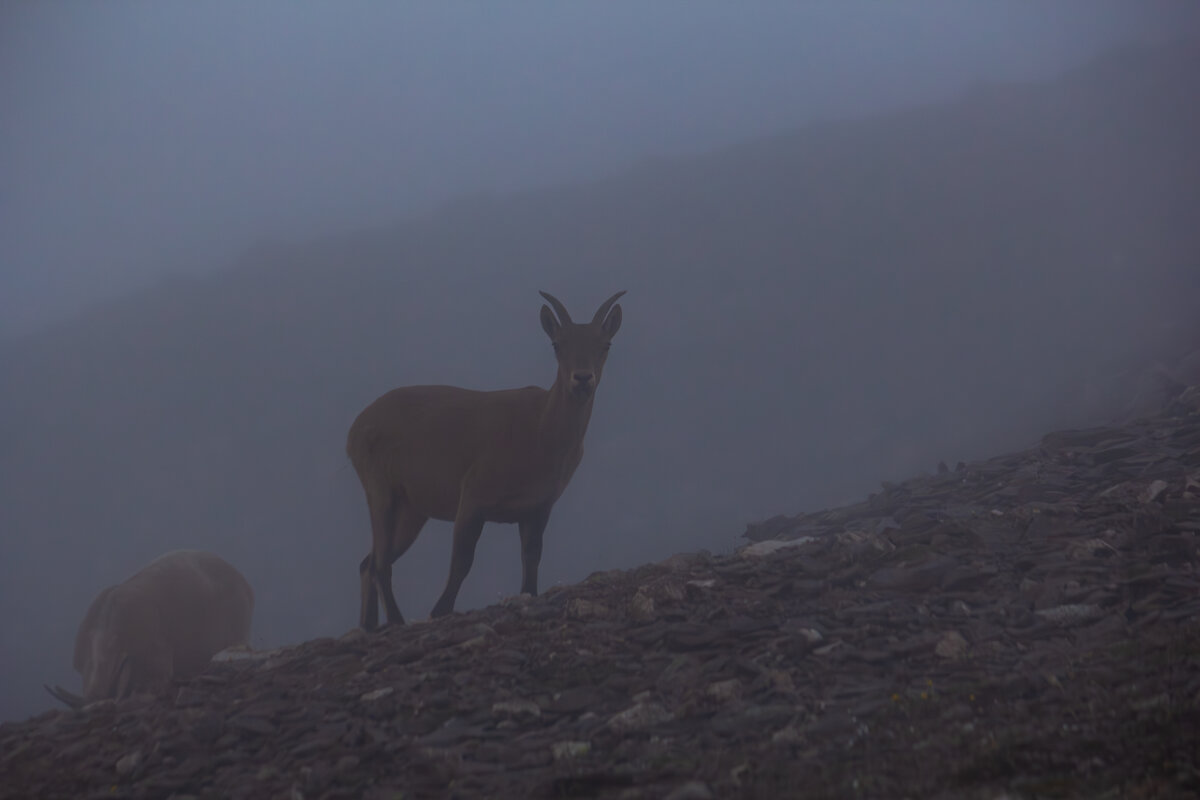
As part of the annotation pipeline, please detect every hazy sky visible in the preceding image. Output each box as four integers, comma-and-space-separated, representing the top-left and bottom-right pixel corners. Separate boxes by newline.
2, 1, 1198, 335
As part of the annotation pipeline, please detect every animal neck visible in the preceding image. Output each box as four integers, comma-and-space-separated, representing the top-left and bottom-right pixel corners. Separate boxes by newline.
539, 377, 595, 457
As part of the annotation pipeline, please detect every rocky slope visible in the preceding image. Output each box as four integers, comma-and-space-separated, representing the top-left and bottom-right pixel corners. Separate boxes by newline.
2, 393, 1199, 799
5, 40, 1200, 724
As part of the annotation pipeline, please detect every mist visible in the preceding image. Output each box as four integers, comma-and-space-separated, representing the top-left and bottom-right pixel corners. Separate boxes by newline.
3, 2, 1197, 334
2, 3, 1200, 723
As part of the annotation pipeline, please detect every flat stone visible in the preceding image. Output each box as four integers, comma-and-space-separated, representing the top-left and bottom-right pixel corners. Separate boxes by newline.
606, 702, 672, 733
741, 538, 815, 557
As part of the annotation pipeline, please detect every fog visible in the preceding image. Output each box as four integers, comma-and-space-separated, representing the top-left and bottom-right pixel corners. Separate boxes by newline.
4, 2, 1198, 334
2, 4, 1200, 722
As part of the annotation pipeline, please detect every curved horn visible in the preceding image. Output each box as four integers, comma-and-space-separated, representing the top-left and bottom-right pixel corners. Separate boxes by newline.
538, 291, 573, 325
591, 290, 627, 325
44, 684, 85, 710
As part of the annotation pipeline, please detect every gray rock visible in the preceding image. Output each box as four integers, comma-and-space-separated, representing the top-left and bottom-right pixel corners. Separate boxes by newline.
115, 750, 143, 778
664, 781, 714, 800
550, 740, 591, 761
629, 590, 657, 623
935, 631, 969, 660
567, 598, 610, 620
606, 702, 672, 733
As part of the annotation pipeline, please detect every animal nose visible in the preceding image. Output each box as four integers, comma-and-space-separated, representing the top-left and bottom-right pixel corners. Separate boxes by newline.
573, 372, 594, 385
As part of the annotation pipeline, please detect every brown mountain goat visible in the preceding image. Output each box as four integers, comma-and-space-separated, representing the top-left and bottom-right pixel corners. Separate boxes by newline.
348, 290, 625, 628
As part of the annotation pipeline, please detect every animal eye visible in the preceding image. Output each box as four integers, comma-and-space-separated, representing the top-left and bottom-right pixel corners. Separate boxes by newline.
552, 342, 560, 353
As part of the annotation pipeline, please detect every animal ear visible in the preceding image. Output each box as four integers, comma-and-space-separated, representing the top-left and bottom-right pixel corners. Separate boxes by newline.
540, 304, 560, 339
602, 303, 622, 338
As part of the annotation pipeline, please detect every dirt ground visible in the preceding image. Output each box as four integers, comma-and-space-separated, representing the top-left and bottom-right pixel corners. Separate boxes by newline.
2, 398, 1198, 799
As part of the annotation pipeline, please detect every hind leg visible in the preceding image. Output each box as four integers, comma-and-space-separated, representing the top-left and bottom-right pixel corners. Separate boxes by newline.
359, 552, 380, 631
375, 504, 429, 626
359, 491, 397, 631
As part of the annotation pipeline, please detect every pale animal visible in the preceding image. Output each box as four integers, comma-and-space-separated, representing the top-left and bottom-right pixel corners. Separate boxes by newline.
45, 550, 254, 707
